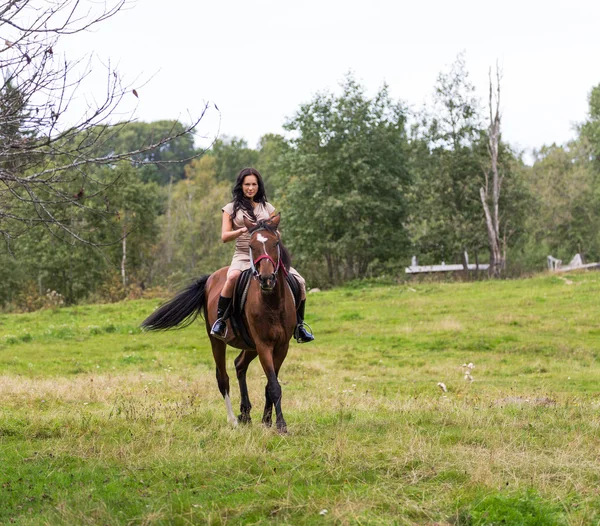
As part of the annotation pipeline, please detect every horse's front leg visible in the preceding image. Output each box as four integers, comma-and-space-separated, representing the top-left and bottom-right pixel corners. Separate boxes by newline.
260, 343, 289, 433
272, 343, 290, 433
262, 383, 273, 428
234, 349, 257, 424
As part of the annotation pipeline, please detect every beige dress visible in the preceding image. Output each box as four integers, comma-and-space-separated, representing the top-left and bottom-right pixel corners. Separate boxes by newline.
222, 201, 305, 293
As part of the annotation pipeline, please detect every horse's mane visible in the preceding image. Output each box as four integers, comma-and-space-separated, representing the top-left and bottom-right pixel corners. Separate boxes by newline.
250, 220, 291, 272
279, 244, 292, 272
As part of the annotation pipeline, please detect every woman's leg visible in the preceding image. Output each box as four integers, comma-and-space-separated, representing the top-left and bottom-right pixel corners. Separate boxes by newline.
289, 267, 306, 300
221, 270, 241, 298
210, 270, 241, 341
288, 268, 314, 343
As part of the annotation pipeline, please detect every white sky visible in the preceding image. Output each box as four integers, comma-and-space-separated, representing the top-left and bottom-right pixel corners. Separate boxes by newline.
63, 0, 600, 158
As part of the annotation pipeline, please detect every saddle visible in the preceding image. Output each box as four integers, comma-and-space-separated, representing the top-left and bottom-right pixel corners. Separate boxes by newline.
229, 269, 302, 348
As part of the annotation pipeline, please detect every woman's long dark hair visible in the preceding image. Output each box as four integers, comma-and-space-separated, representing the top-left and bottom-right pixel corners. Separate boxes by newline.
231, 167, 268, 221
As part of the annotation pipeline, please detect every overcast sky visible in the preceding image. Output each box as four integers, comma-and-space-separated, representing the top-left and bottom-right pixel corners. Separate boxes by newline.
64, 0, 600, 159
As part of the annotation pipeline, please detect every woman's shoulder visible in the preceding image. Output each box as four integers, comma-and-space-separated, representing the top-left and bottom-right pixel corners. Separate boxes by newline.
222, 202, 235, 215
255, 201, 276, 219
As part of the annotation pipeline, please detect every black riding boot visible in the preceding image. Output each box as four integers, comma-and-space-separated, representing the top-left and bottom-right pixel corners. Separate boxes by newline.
294, 299, 315, 343
210, 295, 232, 341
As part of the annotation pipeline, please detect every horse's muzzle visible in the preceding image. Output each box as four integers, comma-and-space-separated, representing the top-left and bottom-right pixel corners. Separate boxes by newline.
258, 274, 277, 292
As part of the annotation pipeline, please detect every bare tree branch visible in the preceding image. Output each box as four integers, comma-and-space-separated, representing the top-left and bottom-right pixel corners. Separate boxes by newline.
0, 0, 215, 247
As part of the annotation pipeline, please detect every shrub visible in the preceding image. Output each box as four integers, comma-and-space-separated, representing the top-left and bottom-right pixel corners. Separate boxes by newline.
14, 282, 65, 312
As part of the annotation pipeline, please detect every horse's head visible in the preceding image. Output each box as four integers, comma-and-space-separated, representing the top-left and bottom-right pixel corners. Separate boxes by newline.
244, 213, 287, 292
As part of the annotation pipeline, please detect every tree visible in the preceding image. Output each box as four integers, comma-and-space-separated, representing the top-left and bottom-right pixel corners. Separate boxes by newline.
523, 143, 597, 264
480, 67, 504, 276
407, 54, 488, 266
99, 164, 163, 287
91, 121, 199, 185
428, 52, 482, 151
579, 84, 600, 166
578, 84, 600, 259
256, 133, 289, 197
506, 85, 600, 272
408, 56, 527, 275
521, 85, 600, 268
279, 74, 410, 284
152, 156, 231, 286
210, 136, 259, 183
0, 0, 208, 249
0, 161, 163, 307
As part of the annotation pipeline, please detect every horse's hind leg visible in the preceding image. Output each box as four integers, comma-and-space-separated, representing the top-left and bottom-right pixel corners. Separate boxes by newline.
210, 336, 237, 427
234, 349, 258, 424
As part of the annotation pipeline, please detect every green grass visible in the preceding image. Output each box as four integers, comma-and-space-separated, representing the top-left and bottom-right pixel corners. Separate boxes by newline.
2, 272, 600, 524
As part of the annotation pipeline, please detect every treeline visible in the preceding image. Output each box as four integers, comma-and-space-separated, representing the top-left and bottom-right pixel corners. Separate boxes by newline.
2, 57, 600, 310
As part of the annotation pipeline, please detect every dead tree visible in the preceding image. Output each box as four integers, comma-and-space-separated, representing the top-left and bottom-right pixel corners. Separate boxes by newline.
480, 66, 504, 277
0, 0, 212, 250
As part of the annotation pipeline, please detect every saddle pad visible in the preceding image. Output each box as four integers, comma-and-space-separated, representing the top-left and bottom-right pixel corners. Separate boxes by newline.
285, 273, 302, 310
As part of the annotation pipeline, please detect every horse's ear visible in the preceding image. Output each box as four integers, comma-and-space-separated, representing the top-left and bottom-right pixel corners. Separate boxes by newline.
243, 216, 256, 231
269, 213, 281, 229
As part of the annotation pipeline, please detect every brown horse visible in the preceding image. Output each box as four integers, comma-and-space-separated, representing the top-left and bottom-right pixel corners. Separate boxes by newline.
141, 214, 296, 433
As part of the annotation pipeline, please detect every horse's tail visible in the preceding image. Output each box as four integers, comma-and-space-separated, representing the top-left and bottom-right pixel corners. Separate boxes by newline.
141, 276, 209, 331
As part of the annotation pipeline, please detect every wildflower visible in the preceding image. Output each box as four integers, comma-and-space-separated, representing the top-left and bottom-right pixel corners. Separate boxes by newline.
462, 362, 475, 382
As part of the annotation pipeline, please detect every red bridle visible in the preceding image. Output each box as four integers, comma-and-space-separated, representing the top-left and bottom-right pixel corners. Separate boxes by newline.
249, 235, 288, 279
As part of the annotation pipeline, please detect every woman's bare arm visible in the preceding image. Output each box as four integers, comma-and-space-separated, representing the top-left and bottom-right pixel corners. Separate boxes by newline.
221, 211, 247, 243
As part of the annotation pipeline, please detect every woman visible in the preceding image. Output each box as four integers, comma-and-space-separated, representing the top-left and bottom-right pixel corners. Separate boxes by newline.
210, 167, 315, 344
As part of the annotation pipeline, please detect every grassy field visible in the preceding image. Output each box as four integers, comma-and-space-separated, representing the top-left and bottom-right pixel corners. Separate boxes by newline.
1, 272, 600, 524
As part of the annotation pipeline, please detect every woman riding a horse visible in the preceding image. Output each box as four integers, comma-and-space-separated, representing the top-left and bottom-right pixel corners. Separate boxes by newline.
141, 167, 313, 432
210, 167, 314, 344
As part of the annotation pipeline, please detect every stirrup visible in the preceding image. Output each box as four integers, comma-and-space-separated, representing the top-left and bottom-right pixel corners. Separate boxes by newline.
294, 322, 314, 343
210, 318, 228, 341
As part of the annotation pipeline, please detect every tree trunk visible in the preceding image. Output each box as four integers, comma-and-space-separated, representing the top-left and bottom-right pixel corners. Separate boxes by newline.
358, 257, 369, 278
325, 253, 334, 284
121, 215, 127, 288
480, 187, 503, 276
166, 176, 173, 265
344, 255, 356, 281
461, 249, 470, 280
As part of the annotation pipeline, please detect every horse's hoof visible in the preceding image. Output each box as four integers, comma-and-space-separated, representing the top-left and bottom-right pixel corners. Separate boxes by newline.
262, 418, 272, 428
238, 414, 252, 425
277, 424, 288, 434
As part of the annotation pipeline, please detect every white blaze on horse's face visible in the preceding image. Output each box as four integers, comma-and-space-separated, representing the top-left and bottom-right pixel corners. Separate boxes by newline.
257, 233, 268, 254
